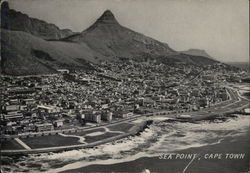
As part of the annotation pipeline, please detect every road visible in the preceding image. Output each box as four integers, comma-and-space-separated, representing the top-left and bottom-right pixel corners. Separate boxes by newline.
144, 85, 249, 121
1, 84, 249, 154
188, 86, 249, 119
2, 84, 248, 139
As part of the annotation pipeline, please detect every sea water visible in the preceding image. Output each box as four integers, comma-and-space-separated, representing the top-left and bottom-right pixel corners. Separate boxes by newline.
1, 114, 249, 173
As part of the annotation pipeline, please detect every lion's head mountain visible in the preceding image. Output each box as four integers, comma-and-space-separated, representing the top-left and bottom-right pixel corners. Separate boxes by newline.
1, 2, 217, 75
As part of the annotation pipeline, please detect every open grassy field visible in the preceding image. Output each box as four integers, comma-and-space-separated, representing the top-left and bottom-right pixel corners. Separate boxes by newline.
0, 139, 25, 150
107, 123, 134, 132
21, 135, 81, 149
1, 122, 144, 151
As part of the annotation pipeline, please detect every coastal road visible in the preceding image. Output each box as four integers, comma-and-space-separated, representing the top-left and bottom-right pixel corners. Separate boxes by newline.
1, 85, 248, 154
188, 86, 249, 119
2, 85, 247, 140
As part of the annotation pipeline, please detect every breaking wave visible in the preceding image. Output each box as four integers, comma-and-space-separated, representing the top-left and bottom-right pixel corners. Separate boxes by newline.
2, 114, 249, 173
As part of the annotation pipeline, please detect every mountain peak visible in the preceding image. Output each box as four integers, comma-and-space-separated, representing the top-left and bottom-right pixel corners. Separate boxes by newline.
102, 10, 114, 17
1, 1, 9, 11
96, 10, 119, 25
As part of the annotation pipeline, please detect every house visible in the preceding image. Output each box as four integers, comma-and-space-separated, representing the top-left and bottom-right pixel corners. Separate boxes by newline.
168, 89, 179, 96
9, 99, 19, 105
54, 120, 64, 127
4, 112, 23, 121
203, 75, 215, 81
101, 111, 113, 121
20, 105, 27, 111
57, 69, 70, 74
77, 114, 86, 125
38, 105, 61, 114
190, 89, 200, 97
217, 90, 229, 101
3, 104, 20, 112
198, 97, 209, 108
179, 93, 190, 103
23, 98, 36, 105
143, 98, 156, 107
114, 110, 133, 118
23, 124, 36, 132
85, 113, 101, 123
35, 123, 54, 132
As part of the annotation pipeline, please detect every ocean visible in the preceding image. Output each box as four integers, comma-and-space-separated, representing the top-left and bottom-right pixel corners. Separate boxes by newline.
1, 114, 249, 173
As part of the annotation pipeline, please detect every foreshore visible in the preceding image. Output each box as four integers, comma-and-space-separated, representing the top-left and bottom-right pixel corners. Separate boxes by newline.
61, 130, 250, 173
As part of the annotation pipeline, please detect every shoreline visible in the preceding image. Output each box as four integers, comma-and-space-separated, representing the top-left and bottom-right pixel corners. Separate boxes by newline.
60, 130, 250, 173
1, 109, 248, 155
1, 85, 248, 156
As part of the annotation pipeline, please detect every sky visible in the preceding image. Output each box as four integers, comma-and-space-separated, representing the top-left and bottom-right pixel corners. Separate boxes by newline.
6, 0, 249, 62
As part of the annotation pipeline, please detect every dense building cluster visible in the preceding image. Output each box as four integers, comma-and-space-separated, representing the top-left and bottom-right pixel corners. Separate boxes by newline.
0, 61, 248, 135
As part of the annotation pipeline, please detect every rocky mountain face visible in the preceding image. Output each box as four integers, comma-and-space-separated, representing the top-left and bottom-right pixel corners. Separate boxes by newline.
1, 2, 74, 40
1, 3, 218, 75
63, 10, 217, 65
63, 10, 175, 59
180, 49, 214, 59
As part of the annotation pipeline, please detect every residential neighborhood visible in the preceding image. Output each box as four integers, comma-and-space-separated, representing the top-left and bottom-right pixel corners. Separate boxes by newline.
0, 61, 247, 135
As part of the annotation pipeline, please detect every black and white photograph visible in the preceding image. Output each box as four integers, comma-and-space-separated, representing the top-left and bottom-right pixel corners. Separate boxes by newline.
0, 0, 249, 172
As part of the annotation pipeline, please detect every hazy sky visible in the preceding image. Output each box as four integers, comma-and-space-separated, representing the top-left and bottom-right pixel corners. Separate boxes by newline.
7, 0, 249, 62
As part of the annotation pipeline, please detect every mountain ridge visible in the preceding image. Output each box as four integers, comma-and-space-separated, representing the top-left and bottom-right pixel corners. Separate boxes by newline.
62, 10, 176, 59
1, 5, 218, 75
1, 1, 75, 40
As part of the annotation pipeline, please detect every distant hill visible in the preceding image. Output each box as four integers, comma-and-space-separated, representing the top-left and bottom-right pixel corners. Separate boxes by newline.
180, 49, 214, 59
1, 4, 218, 75
1, 1, 75, 40
156, 53, 218, 66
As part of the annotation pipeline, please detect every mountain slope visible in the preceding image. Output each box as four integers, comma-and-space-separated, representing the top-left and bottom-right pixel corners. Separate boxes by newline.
1, 1, 74, 40
63, 10, 175, 59
63, 10, 218, 65
1, 29, 105, 75
1, 7, 218, 75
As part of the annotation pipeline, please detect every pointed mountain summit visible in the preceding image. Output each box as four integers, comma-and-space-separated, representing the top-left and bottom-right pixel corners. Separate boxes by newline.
96, 10, 119, 25
63, 10, 175, 59
83, 10, 120, 32
1, 8, 218, 75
